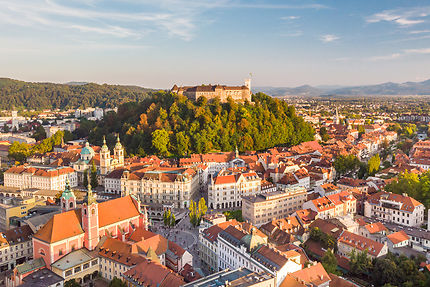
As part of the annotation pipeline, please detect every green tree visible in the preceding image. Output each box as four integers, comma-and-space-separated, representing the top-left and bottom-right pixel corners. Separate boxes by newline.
33, 125, 47, 141
368, 154, 381, 176
170, 213, 176, 227
372, 258, 398, 286
334, 154, 360, 178
152, 128, 170, 156
8, 141, 31, 163
90, 161, 98, 187
319, 127, 330, 142
350, 249, 372, 276
322, 249, 338, 275
176, 131, 190, 156
83, 169, 89, 187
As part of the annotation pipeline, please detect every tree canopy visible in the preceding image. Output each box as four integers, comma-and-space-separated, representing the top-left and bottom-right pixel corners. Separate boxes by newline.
385, 171, 430, 209
0, 78, 152, 110
89, 92, 314, 157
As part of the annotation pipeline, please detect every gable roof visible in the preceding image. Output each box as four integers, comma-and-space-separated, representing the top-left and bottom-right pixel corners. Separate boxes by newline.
387, 230, 409, 245
34, 209, 84, 243
34, 195, 141, 243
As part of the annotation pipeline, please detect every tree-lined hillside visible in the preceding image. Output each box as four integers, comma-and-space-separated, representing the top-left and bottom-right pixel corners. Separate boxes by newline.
88, 92, 314, 157
0, 78, 153, 110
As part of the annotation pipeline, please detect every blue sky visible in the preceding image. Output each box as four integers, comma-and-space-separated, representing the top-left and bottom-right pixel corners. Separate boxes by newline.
1, 0, 430, 88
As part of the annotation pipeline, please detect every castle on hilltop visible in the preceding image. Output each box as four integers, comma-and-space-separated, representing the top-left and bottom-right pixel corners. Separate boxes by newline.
171, 79, 252, 103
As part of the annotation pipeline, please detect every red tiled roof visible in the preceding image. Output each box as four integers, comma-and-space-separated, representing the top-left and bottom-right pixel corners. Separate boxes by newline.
387, 230, 409, 245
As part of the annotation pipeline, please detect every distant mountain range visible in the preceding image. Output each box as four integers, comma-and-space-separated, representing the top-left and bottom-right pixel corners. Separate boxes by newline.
254, 79, 430, 97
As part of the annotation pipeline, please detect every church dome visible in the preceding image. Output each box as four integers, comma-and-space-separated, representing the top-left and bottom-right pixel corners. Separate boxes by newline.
81, 142, 95, 156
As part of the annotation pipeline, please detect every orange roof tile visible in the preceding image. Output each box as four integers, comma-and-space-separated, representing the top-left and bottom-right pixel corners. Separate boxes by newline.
387, 230, 409, 245
34, 209, 84, 243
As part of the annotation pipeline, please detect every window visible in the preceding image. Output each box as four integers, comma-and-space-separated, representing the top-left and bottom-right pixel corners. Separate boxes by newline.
39, 249, 45, 256
65, 270, 72, 276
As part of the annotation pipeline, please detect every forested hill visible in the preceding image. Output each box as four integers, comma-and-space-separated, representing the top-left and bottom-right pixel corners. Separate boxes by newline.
88, 91, 315, 157
0, 78, 153, 110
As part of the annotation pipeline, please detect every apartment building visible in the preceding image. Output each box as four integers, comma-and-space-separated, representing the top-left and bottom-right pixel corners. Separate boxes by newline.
338, 230, 387, 259
302, 190, 356, 220
242, 187, 307, 226
217, 225, 301, 287
364, 192, 425, 227
199, 220, 240, 272
4, 165, 77, 191
0, 225, 33, 272
208, 169, 261, 209
120, 166, 199, 209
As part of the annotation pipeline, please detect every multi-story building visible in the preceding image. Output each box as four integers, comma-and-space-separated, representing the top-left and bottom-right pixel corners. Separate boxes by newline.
120, 166, 199, 209
242, 187, 307, 226
0, 225, 33, 272
364, 192, 425, 227
171, 79, 252, 103
217, 225, 301, 287
208, 169, 261, 209
0, 196, 46, 230
199, 220, 239, 272
338, 230, 388, 259
32, 184, 148, 267
4, 166, 77, 191
314, 183, 341, 197
183, 268, 275, 287
358, 221, 387, 243
302, 190, 356, 220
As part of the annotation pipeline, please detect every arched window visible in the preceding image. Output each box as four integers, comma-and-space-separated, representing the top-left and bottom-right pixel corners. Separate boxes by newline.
92, 208, 96, 215
84, 209, 87, 215
70, 202, 74, 208
63, 202, 66, 208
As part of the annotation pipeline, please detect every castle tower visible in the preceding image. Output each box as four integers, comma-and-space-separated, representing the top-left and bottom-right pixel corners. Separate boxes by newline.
114, 135, 124, 166
60, 178, 76, 212
82, 179, 99, 250
99, 136, 111, 175
245, 78, 251, 91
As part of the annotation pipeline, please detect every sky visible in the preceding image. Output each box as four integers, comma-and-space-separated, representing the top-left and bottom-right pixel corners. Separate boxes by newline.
1, 0, 430, 89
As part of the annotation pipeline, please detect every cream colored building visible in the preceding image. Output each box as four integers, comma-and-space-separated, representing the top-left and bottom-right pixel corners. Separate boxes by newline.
364, 192, 425, 227
208, 169, 261, 210
171, 79, 252, 103
50, 248, 99, 285
121, 167, 199, 209
4, 165, 77, 191
242, 187, 307, 226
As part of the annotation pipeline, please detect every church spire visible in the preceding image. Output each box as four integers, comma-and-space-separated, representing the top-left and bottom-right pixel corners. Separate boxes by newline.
85, 174, 97, 205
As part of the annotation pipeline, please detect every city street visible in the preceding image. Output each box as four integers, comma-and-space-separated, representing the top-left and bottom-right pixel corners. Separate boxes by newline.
151, 213, 203, 271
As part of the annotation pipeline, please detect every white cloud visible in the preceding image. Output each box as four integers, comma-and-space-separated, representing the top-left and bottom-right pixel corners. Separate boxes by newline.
281, 31, 303, 37
281, 16, 300, 20
405, 48, 430, 54
369, 53, 401, 61
409, 30, 430, 34
369, 47, 430, 61
366, 6, 430, 26
320, 34, 339, 43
